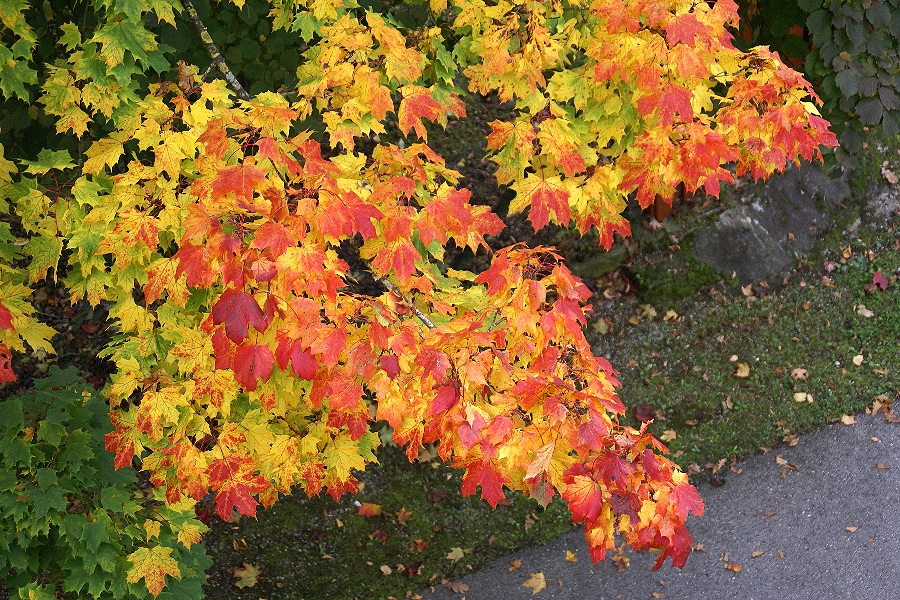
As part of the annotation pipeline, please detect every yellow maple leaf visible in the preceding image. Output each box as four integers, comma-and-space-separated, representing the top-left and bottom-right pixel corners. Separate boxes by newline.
177, 522, 204, 550
83, 131, 128, 174
523, 572, 546, 595
126, 546, 181, 597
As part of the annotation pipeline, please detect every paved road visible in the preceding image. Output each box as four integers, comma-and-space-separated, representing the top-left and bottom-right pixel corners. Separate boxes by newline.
422, 413, 900, 600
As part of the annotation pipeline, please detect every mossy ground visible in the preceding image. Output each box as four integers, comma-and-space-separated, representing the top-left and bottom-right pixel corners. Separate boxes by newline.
202, 121, 900, 599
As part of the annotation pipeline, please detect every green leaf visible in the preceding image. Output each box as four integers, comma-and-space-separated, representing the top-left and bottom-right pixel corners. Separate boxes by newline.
59, 22, 82, 50
27, 484, 67, 521
24, 235, 64, 282
90, 19, 159, 67
835, 69, 859, 97
878, 86, 899, 110
0, 44, 37, 102
866, 1, 892, 27
856, 96, 884, 124
797, 0, 824, 11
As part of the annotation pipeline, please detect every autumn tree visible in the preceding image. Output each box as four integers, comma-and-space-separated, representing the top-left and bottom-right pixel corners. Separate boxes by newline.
0, 0, 835, 596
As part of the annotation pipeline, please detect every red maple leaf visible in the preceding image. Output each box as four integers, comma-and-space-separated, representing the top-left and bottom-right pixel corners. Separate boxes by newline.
212, 289, 269, 343
233, 342, 274, 391
325, 371, 364, 411
250, 221, 296, 257
0, 343, 14, 384
397, 86, 443, 140
275, 337, 319, 380
460, 458, 508, 507
211, 165, 267, 203
873, 271, 889, 291
0, 301, 13, 330
664, 13, 708, 46
208, 454, 272, 520
561, 466, 605, 522
371, 239, 419, 281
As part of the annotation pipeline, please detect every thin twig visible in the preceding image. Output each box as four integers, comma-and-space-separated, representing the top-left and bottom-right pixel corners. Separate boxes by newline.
182, 0, 251, 101
381, 280, 435, 329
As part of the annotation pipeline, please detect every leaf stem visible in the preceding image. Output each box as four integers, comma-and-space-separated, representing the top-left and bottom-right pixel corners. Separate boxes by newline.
182, 0, 251, 101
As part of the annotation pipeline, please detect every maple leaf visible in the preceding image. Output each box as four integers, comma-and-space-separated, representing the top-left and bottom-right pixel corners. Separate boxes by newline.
233, 342, 275, 391
212, 164, 268, 203
212, 289, 269, 343
397, 86, 444, 141
510, 174, 571, 230
523, 572, 546, 595
232, 562, 261, 589
0, 344, 14, 384
209, 454, 272, 520
358, 502, 383, 518
0, 301, 13, 330
126, 546, 181, 597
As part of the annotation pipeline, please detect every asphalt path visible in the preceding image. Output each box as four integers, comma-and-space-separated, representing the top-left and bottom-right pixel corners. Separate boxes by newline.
422, 413, 900, 600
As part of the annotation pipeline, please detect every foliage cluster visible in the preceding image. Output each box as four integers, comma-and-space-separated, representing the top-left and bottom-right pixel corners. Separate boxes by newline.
0, 367, 210, 599
0, 0, 835, 596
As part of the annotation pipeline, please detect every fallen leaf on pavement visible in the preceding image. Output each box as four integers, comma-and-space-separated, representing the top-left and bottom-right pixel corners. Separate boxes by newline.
871, 437, 881, 443
652, 593, 667, 599
764, 511, 776, 519
663, 309, 679, 322
876, 463, 889, 470
447, 581, 468, 593
565, 550, 577, 562
232, 563, 260, 589
840, 414, 856, 426
777, 550, 785, 559
523, 572, 546, 595
791, 368, 808, 380
846, 526, 857, 533
734, 363, 750, 378
751, 551, 764, 558
783, 434, 799, 446
509, 559, 522, 571
775, 455, 798, 471
724, 563, 742, 572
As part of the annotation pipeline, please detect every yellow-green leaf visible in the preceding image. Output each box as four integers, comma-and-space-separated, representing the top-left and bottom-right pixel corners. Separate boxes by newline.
126, 545, 181, 597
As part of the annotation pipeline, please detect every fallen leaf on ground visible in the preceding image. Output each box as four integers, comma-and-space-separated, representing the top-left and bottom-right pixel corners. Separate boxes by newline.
663, 309, 679, 322
751, 551, 764, 558
881, 162, 899, 184
872, 271, 889, 290
724, 563, 742, 572
358, 502, 382, 517
840, 414, 856, 425
871, 437, 881, 442
791, 368, 808, 380
775, 455, 798, 471
765, 511, 776, 518
793, 392, 813, 403
565, 550, 577, 562
509, 559, 522, 571
633, 404, 655, 423
523, 572, 546, 595
740, 284, 754, 297
232, 563, 260, 589
729, 354, 739, 362
783, 434, 799, 446
640, 304, 658, 319
852, 354, 864, 366
777, 550, 785, 559
446, 547, 465, 562
396, 507, 412, 525
855, 304, 875, 318
876, 463, 889, 470
232, 538, 248, 551
380, 565, 392, 575
734, 363, 750, 378
447, 581, 468, 593
652, 593, 667, 599
846, 526, 857, 533
660, 429, 677, 442
409, 539, 428, 553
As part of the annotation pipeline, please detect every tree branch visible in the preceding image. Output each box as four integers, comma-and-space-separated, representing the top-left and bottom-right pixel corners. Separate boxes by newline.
381, 280, 435, 329
182, 0, 251, 101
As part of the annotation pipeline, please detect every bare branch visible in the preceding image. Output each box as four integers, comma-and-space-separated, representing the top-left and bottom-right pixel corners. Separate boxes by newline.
182, 0, 251, 101
381, 280, 435, 329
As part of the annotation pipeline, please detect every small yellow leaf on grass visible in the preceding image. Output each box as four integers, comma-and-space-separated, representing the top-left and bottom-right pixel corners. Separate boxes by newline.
840, 415, 856, 426
791, 368, 808, 380
751, 550, 765, 558
232, 538, 248, 551
335, 518, 343, 527
734, 363, 750, 378
660, 429, 677, 442
446, 547, 465, 562
663, 309, 679, 322
509, 559, 522, 571
794, 392, 814, 403
523, 572, 546, 595
729, 354, 739, 362
855, 304, 875, 318
846, 526, 857, 533
232, 562, 260, 589
565, 549, 577, 562
380, 565, 392, 576
640, 304, 658, 319
396, 507, 412, 525
852, 354, 864, 366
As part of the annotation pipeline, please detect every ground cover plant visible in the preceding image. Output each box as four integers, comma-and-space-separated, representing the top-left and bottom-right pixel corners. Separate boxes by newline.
0, 0, 839, 597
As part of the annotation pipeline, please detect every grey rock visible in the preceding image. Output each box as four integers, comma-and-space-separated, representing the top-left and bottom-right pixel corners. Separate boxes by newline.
692, 161, 850, 284
862, 185, 900, 227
